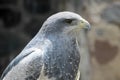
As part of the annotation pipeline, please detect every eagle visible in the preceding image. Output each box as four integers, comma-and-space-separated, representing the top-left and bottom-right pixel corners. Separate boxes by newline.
0, 11, 91, 80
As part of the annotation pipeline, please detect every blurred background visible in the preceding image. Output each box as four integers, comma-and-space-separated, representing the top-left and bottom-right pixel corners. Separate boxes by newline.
0, 0, 120, 80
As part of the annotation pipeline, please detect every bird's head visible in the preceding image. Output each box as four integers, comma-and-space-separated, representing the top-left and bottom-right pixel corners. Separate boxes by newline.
40, 11, 91, 37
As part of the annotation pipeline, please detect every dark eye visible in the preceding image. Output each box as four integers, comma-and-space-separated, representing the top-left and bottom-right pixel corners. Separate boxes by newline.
64, 19, 73, 24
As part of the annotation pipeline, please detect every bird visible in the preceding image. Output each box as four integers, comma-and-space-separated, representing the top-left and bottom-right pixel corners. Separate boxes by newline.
0, 11, 91, 80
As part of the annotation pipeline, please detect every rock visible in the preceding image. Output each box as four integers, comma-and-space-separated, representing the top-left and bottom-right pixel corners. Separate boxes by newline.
0, 33, 11, 57
91, 40, 118, 64
0, 31, 27, 57
0, 7, 21, 28
94, 0, 114, 3
101, 2, 120, 25
0, 0, 17, 5
24, 18, 43, 37
23, 0, 51, 14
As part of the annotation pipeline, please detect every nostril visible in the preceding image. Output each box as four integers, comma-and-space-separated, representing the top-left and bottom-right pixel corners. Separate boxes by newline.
81, 21, 84, 24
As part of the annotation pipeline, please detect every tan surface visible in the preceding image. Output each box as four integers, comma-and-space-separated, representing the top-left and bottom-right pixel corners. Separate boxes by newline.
87, 1, 120, 80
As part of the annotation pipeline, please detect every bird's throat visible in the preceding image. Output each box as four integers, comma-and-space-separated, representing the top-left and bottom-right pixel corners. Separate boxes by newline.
42, 35, 80, 80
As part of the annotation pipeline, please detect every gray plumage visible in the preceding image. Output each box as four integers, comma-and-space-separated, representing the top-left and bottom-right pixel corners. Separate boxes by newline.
0, 11, 90, 80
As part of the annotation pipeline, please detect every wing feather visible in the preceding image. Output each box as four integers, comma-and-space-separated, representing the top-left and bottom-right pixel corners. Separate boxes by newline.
0, 48, 43, 80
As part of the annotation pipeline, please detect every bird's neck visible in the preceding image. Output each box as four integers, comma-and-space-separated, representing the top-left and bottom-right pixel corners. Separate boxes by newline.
46, 33, 76, 44
42, 34, 78, 53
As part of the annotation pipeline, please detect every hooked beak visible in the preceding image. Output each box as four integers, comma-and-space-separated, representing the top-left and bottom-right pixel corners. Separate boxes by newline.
78, 19, 91, 31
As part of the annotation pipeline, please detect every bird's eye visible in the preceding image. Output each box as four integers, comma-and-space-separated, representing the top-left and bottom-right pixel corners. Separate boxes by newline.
64, 19, 73, 24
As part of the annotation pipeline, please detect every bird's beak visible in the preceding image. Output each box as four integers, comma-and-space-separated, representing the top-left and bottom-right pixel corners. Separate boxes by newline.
78, 19, 91, 31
